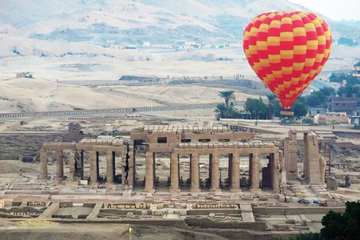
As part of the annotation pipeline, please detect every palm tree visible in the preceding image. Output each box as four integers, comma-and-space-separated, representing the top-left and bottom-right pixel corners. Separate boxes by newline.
219, 91, 235, 108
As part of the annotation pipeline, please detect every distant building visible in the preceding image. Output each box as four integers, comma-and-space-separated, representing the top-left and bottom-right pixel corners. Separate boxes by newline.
353, 61, 360, 78
123, 45, 137, 49
309, 107, 327, 116
119, 75, 160, 83
328, 96, 357, 114
351, 114, 360, 129
314, 112, 350, 125
16, 72, 33, 79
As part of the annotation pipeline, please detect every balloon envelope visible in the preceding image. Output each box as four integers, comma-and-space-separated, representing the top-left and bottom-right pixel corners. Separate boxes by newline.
243, 11, 332, 110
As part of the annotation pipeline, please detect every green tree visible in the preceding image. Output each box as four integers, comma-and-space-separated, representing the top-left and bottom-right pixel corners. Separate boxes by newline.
338, 84, 360, 99
321, 201, 360, 240
215, 103, 227, 119
245, 98, 269, 119
321, 211, 347, 240
215, 103, 240, 119
292, 97, 308, 118
267, 94, 281, 118
288, 202, 360, 240
305, 87, 336, 108
219, 90, 235, 108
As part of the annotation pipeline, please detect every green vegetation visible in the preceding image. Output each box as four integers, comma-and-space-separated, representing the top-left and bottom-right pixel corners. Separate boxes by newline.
330, 72, 360, 101
338, 84, 360, 99
293, 97, 308, 117
215, 91, 242, 119
320, 201, 360, 240
329, 72, 353, 83
244, 98, 269, 119
219, 90, 235, 108
284, 202, 360, 240
216, 69, 360, 120
305, 87, 336, 108
215, 103, 241, 119
215, 91, 308, 120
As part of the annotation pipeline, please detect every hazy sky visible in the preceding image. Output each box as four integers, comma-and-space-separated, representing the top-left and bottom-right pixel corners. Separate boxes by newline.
289, 0, 360, 20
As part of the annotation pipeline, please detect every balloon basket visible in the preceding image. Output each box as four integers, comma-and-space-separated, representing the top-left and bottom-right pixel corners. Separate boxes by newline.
280, 110, 294, 117
280, 110, 295, 125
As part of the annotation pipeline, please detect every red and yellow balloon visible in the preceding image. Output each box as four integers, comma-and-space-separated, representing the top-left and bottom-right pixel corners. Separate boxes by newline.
243, 11, 332, 110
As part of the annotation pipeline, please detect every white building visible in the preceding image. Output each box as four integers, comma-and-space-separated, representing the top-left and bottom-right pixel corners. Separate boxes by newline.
314, 112, 350, 125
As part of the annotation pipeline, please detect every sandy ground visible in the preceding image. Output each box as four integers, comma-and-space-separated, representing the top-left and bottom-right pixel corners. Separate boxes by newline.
0, 47, 256, 80
1, 45, 359, 80
0, 43, 358, 114
0, 220, 130, 240
0, 78, 161, 112
102, 85, 255, 105
0, 75, 255, 113
0, 220, 225, 240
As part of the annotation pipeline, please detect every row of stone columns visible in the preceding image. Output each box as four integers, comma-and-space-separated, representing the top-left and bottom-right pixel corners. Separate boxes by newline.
40, 148, 280, 193
40, 149, 120, 186
144, 151, 277, 193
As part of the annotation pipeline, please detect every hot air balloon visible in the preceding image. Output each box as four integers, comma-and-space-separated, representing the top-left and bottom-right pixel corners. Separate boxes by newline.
243, 11, 332, 116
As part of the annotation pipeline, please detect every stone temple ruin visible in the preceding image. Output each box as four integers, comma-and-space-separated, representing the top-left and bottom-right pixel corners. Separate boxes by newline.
283, 130, 327, 185
39, 125, 326, 194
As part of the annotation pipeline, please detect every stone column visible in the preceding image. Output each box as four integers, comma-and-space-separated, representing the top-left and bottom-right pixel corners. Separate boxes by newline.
231, 153, 241, 192
272, 151, 280, 193
304, 132, 324, 185
96, 152, 100, 181
89, 150, 98, 186
80, 150, 84, 179
127, 143, 135, 188
210, 152, 220, 192
106, 150, 114, 184
113, 152, 118, 182
40, 150, 48, 180
56, 150, 64, 182
145, 151, 154, 192
170, 152, 180, 192
284, 130, 298, 180
190, 153, 200, 192
69, 151, 76, 181
228, 154, 232, 188
208, 154, 212, 188
250, 152, 260, 191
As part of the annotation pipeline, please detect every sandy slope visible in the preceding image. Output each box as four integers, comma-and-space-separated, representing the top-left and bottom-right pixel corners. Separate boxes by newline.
0, 43, 358, 113
0, 78, 161, 112
0, 75, 254, 113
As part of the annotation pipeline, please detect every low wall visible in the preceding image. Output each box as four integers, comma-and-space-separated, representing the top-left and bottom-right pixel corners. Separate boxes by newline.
334, 131, 360, 139
253, 206, 345, 215
184, 217, 266, 231
98, 209, 144, 217
187, 209, 241, 215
